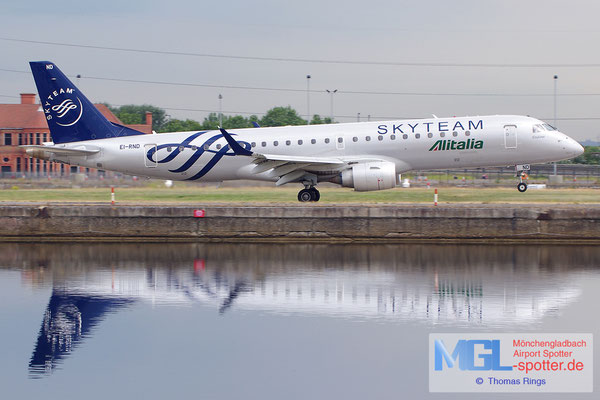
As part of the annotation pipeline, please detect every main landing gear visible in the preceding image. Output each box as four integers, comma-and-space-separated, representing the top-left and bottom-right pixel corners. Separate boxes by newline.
298, 187, 320, 202
515, 164, 530, 192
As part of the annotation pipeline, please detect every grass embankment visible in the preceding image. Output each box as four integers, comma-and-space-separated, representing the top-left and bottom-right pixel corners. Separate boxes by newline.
0, 186, 598, 204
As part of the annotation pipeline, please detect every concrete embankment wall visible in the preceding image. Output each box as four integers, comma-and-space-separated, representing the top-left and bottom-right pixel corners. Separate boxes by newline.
0, 204, 598, 243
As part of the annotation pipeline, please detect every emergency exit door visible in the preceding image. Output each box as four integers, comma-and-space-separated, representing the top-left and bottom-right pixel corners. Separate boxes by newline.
144, 144, 158, 167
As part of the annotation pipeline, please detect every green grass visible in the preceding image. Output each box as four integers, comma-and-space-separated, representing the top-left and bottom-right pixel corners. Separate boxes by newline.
0, 186, 599, 204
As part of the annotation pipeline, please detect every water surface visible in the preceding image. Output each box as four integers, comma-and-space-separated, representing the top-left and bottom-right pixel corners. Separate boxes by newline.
1, 243, 598, 399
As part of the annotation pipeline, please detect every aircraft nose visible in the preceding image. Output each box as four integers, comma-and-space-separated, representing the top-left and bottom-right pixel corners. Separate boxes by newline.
569, 138, 584, 157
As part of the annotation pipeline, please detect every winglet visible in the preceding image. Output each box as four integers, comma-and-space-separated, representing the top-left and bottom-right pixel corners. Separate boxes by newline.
219, 128, 253, 156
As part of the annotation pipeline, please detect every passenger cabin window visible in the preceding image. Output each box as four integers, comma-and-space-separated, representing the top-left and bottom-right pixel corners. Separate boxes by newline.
325, 138, 330, 144
192, 145, 198, 151
311, 139, 316, 144
216, 144, 221, 150
365, 136, 371, 141
402, 134, 408, 139
390, 135, 396, 140
427, 133, 433, 138
352, 137, 358, 142
261, 141, 267, 147
452, 131, 458, 137
378, 135, 383, 141
298, 140, 303, 145
203, 144, 209, 150
273, 141, 278, 146
250, 142, 256, 148
286, 140, 291, 146
179, 146, 184, 151
415, 133, 420, 139
440, 132, 445, 138
337, 137, 343, 143
167, 147, 172, 152
465, 131, 471, 136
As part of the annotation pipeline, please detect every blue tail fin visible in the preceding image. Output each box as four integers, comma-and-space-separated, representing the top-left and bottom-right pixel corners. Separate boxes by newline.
29, 61, 145, 144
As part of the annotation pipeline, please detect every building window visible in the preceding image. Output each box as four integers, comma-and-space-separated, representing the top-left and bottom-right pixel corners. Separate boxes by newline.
18, 134, 23, 145
4, 133, 11, 146
36, 133, 41, 145
16, 158, 21, 172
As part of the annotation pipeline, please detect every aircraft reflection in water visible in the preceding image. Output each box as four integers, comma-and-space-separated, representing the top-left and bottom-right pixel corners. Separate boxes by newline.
3, 243, 596, 377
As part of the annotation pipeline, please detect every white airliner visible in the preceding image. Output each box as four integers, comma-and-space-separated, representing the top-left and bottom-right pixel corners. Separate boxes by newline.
25, 61, 584, 201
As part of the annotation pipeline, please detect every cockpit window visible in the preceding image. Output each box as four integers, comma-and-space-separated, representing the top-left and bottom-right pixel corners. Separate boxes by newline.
533, 124, 544, 133
542, 123, 557, 131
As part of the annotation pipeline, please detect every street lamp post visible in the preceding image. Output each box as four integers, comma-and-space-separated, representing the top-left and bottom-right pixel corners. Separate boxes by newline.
306, 75, 311, 125
326, 89, 337, 121
553, 75, 558, 175
218, 94, 223, 127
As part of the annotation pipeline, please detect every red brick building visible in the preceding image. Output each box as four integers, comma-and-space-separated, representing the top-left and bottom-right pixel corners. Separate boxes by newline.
0, 93, 152, 177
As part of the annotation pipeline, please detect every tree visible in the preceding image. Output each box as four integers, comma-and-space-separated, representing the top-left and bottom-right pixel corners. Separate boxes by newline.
571, 146, 600, 165
259, 106, 306, 127
160, 119, 203, 133
199, 113, 256, 130
107, 104, 167, 131
310, 115, 333, 125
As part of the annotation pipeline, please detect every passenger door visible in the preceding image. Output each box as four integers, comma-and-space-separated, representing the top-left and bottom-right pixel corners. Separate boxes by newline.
504, 125, 517, 149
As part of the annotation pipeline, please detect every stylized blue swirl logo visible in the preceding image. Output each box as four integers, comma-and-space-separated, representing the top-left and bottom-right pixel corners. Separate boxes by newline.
146, 131, 251, 180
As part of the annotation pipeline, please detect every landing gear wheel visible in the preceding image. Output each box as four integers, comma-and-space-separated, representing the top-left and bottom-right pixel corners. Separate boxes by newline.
298, 188, 320, 202
517, 182, 528, 192
298, 189, 313, 202
309, 188, 320, 202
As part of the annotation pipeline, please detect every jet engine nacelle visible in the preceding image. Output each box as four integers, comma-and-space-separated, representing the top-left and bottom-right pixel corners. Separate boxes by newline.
338, 161, 397, 191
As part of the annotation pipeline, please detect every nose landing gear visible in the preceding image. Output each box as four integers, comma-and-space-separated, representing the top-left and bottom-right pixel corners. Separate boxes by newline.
515, 164, 530, 192
298, 187, 320, 202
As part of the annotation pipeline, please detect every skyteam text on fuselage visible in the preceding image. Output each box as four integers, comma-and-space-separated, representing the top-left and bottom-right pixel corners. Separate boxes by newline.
24, 61, 584, 202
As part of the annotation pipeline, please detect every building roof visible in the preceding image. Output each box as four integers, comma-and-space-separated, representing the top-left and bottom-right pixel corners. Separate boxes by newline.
0, 101, 151, 134
0, 104, 48, 130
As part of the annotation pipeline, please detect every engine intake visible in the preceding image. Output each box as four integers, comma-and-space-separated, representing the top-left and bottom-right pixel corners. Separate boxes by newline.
335, 161, 398, 191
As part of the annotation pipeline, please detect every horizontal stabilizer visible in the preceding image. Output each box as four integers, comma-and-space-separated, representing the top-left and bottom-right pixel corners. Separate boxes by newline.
21, 145, 99, 158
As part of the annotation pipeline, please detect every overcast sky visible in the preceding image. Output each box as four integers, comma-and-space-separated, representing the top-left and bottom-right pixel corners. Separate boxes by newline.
2, 0, 600, 141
